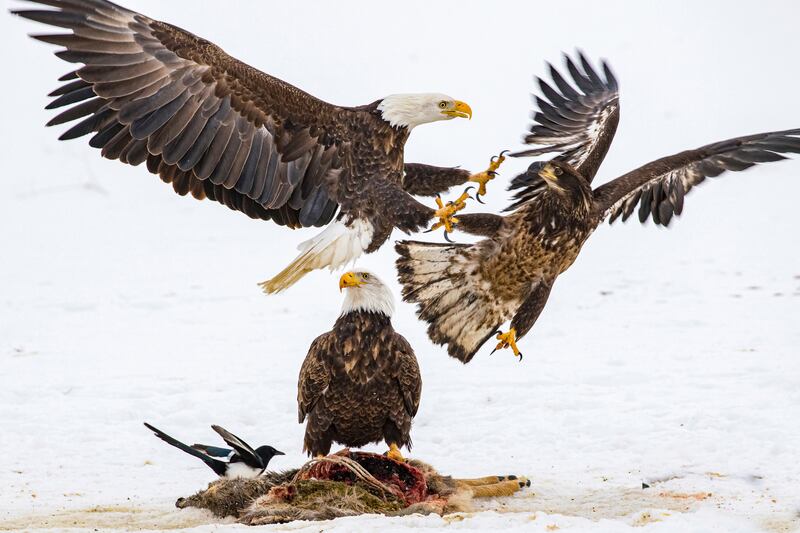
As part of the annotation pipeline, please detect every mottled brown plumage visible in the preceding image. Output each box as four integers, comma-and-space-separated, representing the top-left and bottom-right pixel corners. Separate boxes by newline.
13, 0, 477, 291
397, 52, 800, 362
298, 272, 421, 457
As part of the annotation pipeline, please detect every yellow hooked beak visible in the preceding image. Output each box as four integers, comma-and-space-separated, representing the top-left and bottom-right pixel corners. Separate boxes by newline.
539, 163, 559, 183
339, 272, 363, 292
442, 100, 472, 120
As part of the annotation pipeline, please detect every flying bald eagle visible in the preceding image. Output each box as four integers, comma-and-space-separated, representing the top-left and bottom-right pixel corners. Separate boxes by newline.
12, 0, 501, 292
298, 271, 421, 461
396, 52, 800, 363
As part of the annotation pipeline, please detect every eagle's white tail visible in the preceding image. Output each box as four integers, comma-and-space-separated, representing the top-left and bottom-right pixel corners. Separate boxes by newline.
260, 219, 374, 294
395, 240, 501, 363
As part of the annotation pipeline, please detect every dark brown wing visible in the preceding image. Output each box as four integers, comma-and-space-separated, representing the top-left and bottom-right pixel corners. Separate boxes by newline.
594, 129, 800, 226
510, 51, 620, 182
402, 163, 471, 197
13, 0, 345, 228
391, 333, 421, 418
297, 333, 333, 423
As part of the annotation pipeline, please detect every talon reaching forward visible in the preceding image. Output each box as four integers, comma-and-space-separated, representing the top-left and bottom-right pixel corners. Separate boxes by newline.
298, 271, 421, 459
396, 51, 800, 362
469, 150, 508, 203
12, 0, 495, 293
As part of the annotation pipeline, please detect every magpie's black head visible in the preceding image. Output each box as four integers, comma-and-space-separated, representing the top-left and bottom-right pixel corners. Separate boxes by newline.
255, 445, 285, 467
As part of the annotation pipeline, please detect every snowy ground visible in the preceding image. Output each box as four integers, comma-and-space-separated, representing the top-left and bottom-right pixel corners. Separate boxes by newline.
1, 1, 799, 532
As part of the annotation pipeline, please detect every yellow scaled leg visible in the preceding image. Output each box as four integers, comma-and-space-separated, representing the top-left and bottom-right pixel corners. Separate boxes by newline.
386, 442, 405, 462
493, 328, 523, 360
468, 150, 508, 202
429, 188, 471, 237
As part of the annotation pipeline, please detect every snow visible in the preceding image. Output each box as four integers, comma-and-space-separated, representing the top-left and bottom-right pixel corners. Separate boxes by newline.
1, 1, 799, 531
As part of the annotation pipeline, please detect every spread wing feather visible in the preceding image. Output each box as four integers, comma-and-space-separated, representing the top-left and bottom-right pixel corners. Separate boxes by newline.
210, 425, 262, 468
506, 52, 619, 212
510, 51, 620, 181
14, 0, 342, 228
594, 129, 800, 226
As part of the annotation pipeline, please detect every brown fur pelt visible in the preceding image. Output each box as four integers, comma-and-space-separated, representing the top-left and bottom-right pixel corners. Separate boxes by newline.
175, 469, 298, 518
176, 452, 529, 525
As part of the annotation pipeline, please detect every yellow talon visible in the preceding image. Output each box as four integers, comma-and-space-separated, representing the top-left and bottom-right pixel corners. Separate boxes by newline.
386, 443, 405, 462
468, 151, 507, 201
431, 189, 470, 234
494, 328, 522, 359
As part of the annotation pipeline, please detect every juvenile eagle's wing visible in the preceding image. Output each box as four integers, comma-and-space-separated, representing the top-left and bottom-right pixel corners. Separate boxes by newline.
13, 0, 344, 228
391, 333, 421, 418
507, 52, 619, 212
297, 333, 333, 422
510, 51, 620, 181
594, 129, 800, 226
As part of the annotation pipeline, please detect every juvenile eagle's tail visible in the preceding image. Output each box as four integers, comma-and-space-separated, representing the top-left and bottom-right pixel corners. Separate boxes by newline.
395, 240, 501, 363
260, 219, 373, 294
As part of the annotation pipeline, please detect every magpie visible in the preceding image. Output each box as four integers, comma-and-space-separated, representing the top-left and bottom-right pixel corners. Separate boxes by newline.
144, 422, 284, 479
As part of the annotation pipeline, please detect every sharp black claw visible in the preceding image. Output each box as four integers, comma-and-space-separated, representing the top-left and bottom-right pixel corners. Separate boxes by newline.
464, 185, 475, 195
443, 231, 455, 243
487, 170, 498, 177
423, 228, 434, 234
476, 193, 485, 204
499, 149, 510, 158
518, 352, 524, 362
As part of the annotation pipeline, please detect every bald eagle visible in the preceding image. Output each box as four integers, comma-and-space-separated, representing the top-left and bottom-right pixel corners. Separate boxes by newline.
396, 51, 800, 363
298, 271, 421, 461
12, 0, 501, 292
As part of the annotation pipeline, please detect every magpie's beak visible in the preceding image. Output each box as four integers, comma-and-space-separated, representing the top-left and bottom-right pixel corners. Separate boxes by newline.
274, 449, 285, 456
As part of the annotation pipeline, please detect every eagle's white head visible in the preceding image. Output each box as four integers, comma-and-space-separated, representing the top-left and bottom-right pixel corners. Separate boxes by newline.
378, 93, 472, 130
339, 270, 395, 317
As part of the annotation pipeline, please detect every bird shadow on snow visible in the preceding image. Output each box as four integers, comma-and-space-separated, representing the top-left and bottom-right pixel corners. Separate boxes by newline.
2, 472, 797, 532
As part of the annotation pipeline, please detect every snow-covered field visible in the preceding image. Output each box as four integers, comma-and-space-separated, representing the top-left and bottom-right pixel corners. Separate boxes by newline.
1, 1, 799, 531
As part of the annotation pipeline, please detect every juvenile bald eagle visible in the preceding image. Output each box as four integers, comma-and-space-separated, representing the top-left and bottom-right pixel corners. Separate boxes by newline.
298, 271, 421, 460
396, 52, 800, 363
12, 0, 501, 292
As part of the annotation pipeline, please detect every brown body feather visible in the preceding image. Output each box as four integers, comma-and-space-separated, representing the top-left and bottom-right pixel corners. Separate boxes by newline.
298, 311, 421, 456
397, 52, 800, 362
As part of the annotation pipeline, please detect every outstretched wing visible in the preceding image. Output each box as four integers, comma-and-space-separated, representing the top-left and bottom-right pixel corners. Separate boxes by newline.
211, 425, 262, 468
297, 333, 333, 422
510, 51, 620, 182
594, 129, 800, 226
13, 0, 344, 228
191, 444, 232, 458
391, 333, 421, 418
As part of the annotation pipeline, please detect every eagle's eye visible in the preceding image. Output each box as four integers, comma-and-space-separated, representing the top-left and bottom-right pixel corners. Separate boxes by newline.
554, 167, 563, 176
438, 101, 448, 109
361, 273, 370, 280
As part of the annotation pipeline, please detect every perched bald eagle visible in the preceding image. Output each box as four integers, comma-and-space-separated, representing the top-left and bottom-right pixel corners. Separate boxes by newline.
396, 52, 800, 363
12, 0, 500, 292
298, 271, 421, 460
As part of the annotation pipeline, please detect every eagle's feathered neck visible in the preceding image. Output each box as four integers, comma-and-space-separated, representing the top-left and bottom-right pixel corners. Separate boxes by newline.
377, 93, 445, 130
340, 281, 395, 318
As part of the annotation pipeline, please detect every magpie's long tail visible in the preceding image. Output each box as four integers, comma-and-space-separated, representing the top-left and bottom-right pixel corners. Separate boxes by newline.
144, 422, 227, 477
